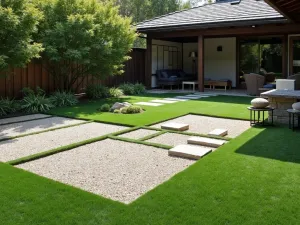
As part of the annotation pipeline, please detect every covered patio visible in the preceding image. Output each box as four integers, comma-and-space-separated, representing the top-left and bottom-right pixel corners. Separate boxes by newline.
137, 0, 300, 93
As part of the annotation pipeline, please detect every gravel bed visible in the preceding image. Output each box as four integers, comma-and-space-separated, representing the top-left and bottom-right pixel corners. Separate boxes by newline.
0, 117, 85, 140
118, 129, 158, 140
151, 115, 250, 138
147, 133, 216, 150
17, 139, 195, 204
0, 114, 51, 125
0, 122, 126, 162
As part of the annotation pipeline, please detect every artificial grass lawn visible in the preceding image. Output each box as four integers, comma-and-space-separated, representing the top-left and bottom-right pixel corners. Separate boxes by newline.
49, 94, 251, 126
1, 126, 300, 225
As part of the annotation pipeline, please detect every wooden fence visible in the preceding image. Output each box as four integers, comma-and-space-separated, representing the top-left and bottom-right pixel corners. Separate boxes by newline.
0, 48, 146, 98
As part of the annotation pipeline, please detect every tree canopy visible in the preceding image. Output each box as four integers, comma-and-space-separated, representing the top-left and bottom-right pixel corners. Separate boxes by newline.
0, 0, 43, 73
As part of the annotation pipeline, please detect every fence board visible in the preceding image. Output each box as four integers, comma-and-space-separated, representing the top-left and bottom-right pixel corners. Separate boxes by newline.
0, 49, 146, 98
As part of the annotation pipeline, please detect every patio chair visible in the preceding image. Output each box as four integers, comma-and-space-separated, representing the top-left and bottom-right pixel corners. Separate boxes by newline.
287, 74, 300, 90
244, 74, 265, 96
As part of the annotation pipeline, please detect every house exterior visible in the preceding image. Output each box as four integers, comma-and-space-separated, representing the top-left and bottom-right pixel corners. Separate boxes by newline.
136, 0, 300, 91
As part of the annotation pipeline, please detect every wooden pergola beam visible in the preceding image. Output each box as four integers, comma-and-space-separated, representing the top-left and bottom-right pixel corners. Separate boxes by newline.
264, 0, 298, 22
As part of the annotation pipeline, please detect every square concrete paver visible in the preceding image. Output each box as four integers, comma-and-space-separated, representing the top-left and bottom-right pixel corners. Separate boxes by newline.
135, 102, 163, 107
0, 122, 126, 162
17, 139, 195, 204
0, 114, 51, 125
118, 129, 158, 140
161, 123, 189, 131
169, 145, 212, 160
0, 117, 85, 140
152, 115, 250, 138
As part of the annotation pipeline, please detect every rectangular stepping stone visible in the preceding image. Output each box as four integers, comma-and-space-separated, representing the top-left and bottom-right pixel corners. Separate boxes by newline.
164, 98, 189, 102
187, 137, 227, 148
208, 129, 228, 137
150, 99, 177, 104
186, 95, 210, 98
193, 93, 218, 96
161, 123, 189, 131
175, 96, 201, 100
135, 102, 162, 107
169, 145, 212, 160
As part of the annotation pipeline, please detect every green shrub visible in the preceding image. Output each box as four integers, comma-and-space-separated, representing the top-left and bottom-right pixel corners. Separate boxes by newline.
0, 98, 19, 117
113, 109, 121, 114
109, 87, 124, 98
126, 105, 143, 114
21, 87, 35, 97
50, 91, 78, 107
118, 83, 135, 95
120, 107, 128, 114
86, 84, 109, 99
100, 104, 110, 112
133, 83, 146, 95
21, 95, 54, 113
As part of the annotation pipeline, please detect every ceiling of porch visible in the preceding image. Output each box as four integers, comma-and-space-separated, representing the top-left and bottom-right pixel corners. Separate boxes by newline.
265, 0, 300, 23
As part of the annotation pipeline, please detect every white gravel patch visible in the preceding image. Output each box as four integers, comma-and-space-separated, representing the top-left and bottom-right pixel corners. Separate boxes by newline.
0, 114, 51, 125
0, 117, 85, 140
118, 129, 158, 140
147, 133, 215, 150
152, 115, 250, 138
0, 122, 126, 162
17, 139, 195, 204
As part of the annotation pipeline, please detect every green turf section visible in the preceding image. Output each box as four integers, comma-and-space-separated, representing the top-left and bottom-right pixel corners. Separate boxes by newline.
1, 126, 300, 225
49, 94, 251, 126
2, 94, 299, 224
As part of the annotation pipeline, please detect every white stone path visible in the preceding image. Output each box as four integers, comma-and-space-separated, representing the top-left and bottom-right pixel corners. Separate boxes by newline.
135, 93, 218, 107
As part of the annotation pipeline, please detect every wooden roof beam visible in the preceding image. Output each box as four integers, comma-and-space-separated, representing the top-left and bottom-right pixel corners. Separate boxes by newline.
264, 0, 296, 22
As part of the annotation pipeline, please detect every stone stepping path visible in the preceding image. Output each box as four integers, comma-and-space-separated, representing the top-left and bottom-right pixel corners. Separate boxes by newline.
169, 145, 212, 160
0, 114, 51, 126
135, 102, 163, 107
161, 123, 189, 131
208, 129, 228, 137
186, 95, 210, 98
187, 137, 227, 148
175, 96, 202, 100
193, 93, 218, 96
150, 99, 177, 104
163, 98, 189, 102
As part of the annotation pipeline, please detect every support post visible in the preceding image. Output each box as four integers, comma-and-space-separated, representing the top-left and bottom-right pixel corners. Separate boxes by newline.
198, 35, 204, 92
282, 34, 288, 78
145, 37, 152, 89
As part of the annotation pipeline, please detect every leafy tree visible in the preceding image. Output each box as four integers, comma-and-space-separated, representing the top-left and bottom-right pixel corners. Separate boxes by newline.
33, 0, 136, 91
0, 0, 43, 73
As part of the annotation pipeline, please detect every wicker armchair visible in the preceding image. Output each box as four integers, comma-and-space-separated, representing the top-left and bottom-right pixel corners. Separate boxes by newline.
244, 74, 265, 96
287, 74, 300, 90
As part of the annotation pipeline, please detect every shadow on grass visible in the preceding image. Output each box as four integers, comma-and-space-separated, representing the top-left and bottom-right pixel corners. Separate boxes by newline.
236, 126, 300, 164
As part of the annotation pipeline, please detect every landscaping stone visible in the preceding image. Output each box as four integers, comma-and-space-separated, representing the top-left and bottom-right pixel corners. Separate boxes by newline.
0, 114, 51, 126
0, 117, 85, 140
150, 99, 177, 104
118, 129, 158, 140
17, 139, 195, 204
0, 122, 126, 162
161, 123, 189, 131
187, 137, 227, 148
110, 102, 131, 111
208, 129, 228, 137
135, 102, 163, 107
152, 115, 249, 138
169, 145, 212, 160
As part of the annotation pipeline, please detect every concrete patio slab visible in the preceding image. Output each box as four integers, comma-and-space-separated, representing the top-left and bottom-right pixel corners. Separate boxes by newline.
187, 137, 227, 148
0, 114, 51, 125
208, 129, 228, 137
169, 145, 212, 160
150, 99, 177, 104
0, 117, 85, 140
161, 123, 189, 131
0, 122, 126, 162
135, 102, 163, 107
17, 139, 195, 204
118, 129, 158, 140
152, 115, 250, 138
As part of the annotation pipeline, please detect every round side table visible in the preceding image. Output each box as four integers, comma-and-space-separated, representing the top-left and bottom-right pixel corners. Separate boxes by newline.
247, 107, 275, 127
287, 109, 300, 131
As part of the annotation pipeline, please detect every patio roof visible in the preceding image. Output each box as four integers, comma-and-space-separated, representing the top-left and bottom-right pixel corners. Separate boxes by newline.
137, 0, 286, 32
265, 0, 300, 23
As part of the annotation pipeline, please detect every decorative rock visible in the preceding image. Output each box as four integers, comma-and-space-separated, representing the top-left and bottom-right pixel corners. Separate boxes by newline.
292, 102, 300, 111
110, 102, 131, 112
251, 98, 269, 109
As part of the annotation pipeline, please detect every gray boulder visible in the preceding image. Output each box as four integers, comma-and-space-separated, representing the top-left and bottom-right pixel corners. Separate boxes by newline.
110, 102, 131, 112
